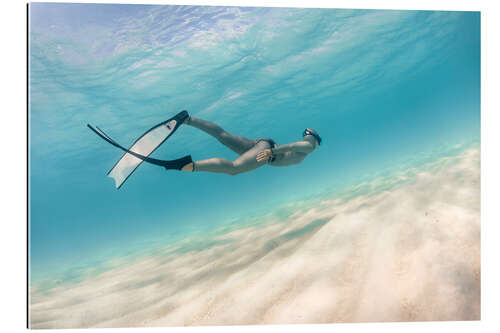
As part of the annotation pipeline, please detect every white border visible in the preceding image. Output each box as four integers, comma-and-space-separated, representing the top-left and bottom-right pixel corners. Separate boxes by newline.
2, 0, 498, 332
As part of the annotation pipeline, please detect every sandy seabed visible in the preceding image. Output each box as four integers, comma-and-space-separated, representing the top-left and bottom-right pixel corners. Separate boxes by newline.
29, 146, 480, 328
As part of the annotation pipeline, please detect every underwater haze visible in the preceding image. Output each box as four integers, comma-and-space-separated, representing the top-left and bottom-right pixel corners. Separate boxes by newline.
28, 3, 480, 319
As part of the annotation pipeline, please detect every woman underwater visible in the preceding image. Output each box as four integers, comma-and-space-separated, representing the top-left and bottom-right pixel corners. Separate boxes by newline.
166, 110, 322, 175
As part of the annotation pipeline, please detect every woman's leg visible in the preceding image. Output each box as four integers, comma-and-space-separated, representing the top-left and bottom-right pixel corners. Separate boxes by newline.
185, 117, 256, 155
185, 141, 270, 175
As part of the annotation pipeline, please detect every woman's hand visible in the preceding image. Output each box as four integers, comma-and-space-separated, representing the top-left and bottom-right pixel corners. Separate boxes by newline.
257, 149, 273, 162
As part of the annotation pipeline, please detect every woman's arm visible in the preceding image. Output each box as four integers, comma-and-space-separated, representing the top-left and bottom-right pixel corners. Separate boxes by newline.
271, 141, 315, 154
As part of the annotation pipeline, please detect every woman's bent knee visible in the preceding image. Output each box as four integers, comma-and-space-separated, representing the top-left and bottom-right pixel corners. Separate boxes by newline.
228, 161, 246, 176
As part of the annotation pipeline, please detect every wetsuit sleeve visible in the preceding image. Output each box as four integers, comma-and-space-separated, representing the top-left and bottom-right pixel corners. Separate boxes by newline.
271, 141, 315, 155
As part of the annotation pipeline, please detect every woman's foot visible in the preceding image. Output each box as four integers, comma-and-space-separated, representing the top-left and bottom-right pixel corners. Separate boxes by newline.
181, 162, 194, 171
163, 155, 192, 171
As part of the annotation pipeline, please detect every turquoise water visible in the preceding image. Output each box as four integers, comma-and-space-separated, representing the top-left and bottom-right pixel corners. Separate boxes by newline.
28, 4, 480, 286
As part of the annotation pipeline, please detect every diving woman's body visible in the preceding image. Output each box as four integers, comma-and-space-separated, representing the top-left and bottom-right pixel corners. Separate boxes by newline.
167, 111, 322, 175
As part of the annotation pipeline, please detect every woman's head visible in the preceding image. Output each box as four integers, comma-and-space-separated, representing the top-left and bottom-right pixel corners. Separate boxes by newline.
303, 128, 322, 148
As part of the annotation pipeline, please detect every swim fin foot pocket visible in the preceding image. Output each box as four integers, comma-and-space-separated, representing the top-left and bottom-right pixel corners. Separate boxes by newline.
174, 110, 190, 125
164, 155, 193, 171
